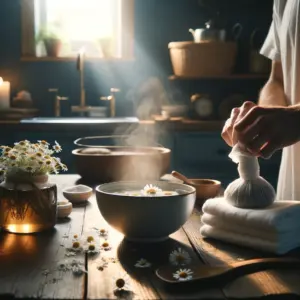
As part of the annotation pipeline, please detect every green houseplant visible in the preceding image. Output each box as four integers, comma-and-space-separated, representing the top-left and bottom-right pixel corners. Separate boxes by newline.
36, 27, 63, 57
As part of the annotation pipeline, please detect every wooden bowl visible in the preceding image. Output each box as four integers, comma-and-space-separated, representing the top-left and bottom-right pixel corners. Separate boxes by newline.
72, 146, 171, 183
189, 179, 221, 204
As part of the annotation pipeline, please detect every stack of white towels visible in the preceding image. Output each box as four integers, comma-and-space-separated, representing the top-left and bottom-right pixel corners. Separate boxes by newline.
200, 197, 300, 254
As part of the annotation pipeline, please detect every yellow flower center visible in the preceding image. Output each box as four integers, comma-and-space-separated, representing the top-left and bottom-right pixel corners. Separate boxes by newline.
102, 242, 109, 248
73, 234, 78, 239
44, 155, 50, 159
87, 236, 94, 243
176, 254, 185, 262
100, 229, 106, 233
72, 241, 80, 248
36, 152, 42, 157
19, 141, 25, 146
10, 155, 16, 160
88, 244, 95, 251
179, 271, 188, 278
147, 188, 156, 194
26, 167, 33, 171
41, 140, 48, 145
45, 160, 51, 165
116, 278, 125, 289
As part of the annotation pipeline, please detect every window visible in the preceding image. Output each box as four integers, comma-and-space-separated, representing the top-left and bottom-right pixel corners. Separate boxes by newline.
21, 0, 134, 60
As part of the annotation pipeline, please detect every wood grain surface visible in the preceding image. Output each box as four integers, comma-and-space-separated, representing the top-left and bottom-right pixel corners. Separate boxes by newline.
0, 175, 300, 299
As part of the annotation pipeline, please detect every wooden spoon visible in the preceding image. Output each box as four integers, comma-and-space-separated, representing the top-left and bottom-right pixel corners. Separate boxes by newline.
171, 171, 194, 185
156, 257, 300, 285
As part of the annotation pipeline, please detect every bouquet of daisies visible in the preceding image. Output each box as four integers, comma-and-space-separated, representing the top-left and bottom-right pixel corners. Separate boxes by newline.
0, 140, 67, 179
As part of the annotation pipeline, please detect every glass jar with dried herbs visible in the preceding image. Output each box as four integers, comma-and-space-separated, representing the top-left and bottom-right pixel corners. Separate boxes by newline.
0, 140, 67, 234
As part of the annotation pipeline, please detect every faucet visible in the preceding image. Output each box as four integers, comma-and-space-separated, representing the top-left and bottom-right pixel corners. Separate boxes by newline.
77, 47, 85, 108
71, 48, 89, 115
100, 88, 120, 117
49, 88, 68, 117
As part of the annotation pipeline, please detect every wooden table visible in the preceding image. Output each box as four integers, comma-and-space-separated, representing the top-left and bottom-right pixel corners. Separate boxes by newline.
1, 174, 300, 300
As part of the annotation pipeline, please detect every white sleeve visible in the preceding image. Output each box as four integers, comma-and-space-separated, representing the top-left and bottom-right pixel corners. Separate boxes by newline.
260, 1, 283, 61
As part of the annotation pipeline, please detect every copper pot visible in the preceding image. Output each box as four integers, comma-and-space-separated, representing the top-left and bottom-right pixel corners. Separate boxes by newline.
72, 136, 171, 183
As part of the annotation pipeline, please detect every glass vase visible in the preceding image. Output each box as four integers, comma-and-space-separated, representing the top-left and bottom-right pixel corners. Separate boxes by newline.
0, 174, 57, 234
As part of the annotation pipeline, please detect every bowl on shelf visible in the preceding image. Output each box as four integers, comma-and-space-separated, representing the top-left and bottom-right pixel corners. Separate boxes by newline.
95, 181, 196, 242
161, 105, 188, 118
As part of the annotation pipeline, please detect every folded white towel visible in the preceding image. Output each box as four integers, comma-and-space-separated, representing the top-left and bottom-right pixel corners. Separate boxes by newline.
200, 224, 300, 254
202, 197, 300, 233
201, 213, 299, 244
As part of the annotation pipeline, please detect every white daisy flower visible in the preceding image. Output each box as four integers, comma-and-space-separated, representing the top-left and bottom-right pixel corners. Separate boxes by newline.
134, 258, 151, 268
53, 141, 62, 153
98, 228, 109, 237
72, 265, 87, 276
141, 184, 162, 196
113, 273, 131, 291
57, 260, 71, 272
70, 259, 86, 276
169, 248, 192, 266
173, 268, 193, 281
66, 239, 83, 253
85, 243, 100, 255
101, 241, 112, 251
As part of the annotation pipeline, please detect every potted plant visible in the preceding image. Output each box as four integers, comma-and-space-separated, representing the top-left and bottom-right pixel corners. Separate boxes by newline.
36, 27, 63, 57
0, 140, 68, 234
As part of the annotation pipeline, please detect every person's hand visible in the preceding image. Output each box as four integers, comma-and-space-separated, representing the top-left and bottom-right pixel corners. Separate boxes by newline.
221, 101, 256, 147
234, 105, 300, 158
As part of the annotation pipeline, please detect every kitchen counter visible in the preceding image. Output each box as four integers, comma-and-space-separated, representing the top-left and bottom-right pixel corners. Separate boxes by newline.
0, 118, 224, 132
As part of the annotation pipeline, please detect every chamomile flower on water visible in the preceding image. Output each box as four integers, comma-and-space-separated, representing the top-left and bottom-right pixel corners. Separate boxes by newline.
113, 273, 131, 291
141, 184, 162, 196
134, 258, 151, 268
169, 248, 192, 266
173, 268, 193, 281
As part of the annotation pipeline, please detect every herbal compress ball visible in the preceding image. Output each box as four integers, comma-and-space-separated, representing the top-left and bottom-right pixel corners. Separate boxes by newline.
224, 144, 276, 209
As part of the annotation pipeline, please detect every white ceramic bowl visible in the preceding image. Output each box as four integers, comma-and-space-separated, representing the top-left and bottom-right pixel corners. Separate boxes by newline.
63, 185, 93, 203
57, 200, 73, 218
95, 181, 196, 242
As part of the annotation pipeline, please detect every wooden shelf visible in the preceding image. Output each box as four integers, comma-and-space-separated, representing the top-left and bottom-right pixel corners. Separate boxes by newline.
21, 56, 135, 62
169, 74, 268, 80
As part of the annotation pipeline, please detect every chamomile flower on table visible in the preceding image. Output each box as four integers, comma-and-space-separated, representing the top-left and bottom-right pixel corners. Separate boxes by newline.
98, 228, 109, 237
85, 242, 100, 256
101, 241, 112, 251
134, 258, 151, 268
169, 248, 192, 266
173, 268, 193, 281
113, 273, 131, 291
141, 184, 162, 196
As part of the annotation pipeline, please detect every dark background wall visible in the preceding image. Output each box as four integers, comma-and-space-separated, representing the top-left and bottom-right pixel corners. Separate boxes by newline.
0, 0, 273, 117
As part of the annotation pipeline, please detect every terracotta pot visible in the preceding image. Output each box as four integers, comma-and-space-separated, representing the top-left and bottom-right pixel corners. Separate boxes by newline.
72, 146, 171, 183
43, 38, 62, 57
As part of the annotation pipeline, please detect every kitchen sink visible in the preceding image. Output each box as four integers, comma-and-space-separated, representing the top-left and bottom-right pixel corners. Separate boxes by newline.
20, 117, 139, 124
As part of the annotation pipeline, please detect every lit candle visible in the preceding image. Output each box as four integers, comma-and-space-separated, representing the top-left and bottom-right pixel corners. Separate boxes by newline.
0, 77, 10, 108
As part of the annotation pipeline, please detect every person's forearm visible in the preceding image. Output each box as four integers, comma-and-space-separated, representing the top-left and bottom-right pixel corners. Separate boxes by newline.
258, 78, 287, 107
